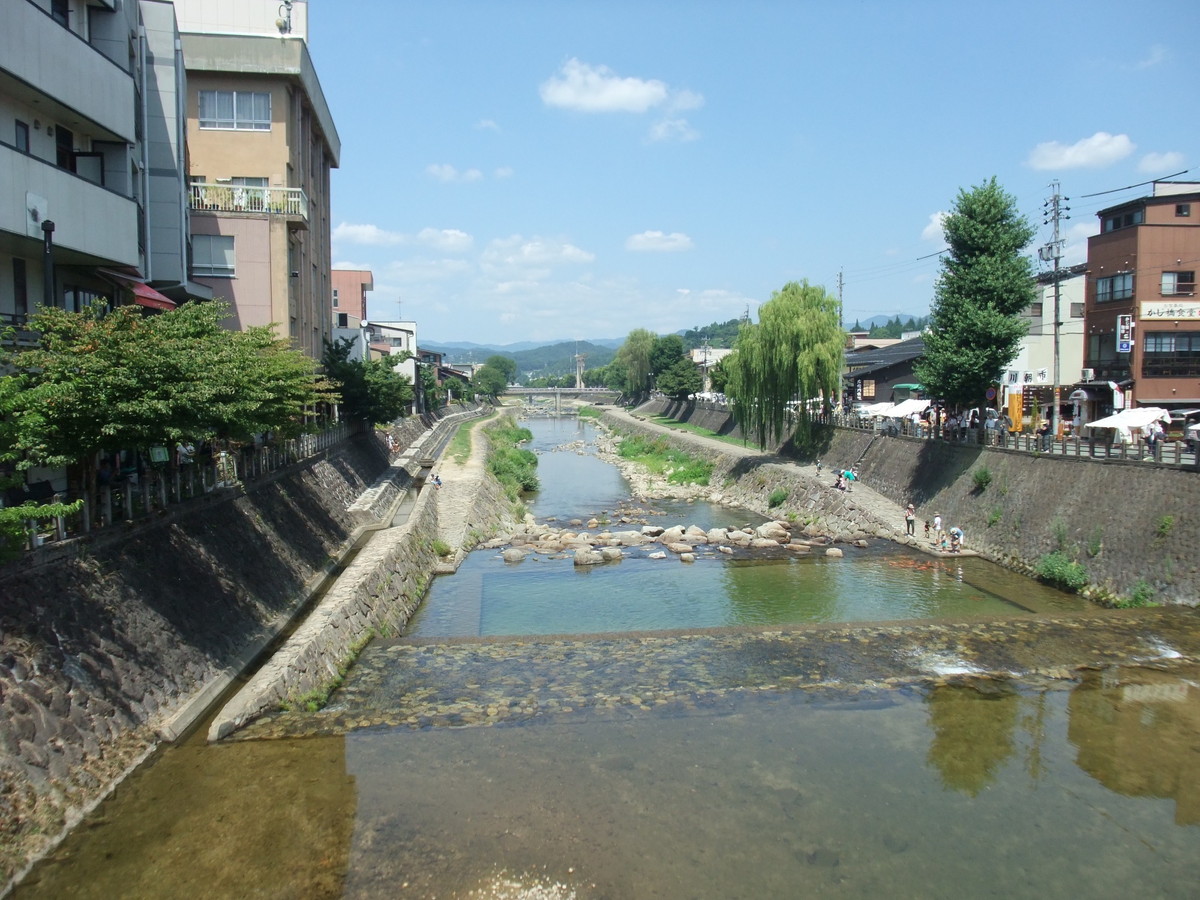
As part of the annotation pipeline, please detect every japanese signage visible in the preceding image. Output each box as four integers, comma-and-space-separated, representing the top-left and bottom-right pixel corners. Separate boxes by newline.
1142, 301, 1200, 320
1117, 314, 1133, 353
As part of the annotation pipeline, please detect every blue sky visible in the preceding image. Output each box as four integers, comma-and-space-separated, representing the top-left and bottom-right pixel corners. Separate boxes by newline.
311, 0, 1198, 347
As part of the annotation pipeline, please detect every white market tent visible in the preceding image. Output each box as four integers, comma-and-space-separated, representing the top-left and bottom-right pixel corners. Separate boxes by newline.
1084, 407, 1170, 445
1083, 407, 1170, 430
886, 398, 930, 418
857, 402, 896, 417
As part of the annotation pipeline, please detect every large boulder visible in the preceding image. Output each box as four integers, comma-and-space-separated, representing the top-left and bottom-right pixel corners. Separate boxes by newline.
573, 548, 605, 566
501, 548, 528, 563
756, 521, 791, 543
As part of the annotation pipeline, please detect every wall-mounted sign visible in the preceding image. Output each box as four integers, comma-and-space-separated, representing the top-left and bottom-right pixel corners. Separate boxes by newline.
1143, 301, 1200, 320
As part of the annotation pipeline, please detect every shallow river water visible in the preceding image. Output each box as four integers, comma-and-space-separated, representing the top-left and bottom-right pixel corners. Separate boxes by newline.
14, 416, 1200, 899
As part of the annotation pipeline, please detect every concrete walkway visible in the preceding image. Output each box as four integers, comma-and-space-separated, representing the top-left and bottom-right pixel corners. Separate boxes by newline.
430, 413, 492, 571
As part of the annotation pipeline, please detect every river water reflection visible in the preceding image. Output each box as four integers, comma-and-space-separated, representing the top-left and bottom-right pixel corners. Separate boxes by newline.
14, 415, 1200, 899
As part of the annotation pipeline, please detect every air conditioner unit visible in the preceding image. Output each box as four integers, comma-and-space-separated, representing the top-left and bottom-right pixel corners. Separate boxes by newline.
1081, 368, 1095, 382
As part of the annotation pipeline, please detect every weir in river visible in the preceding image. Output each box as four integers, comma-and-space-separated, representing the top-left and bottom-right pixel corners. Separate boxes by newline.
14, 416, 1200, 899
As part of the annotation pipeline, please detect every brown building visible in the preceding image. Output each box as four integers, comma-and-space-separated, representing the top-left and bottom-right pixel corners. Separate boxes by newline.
331, 268, 372, 329
1084, 181, 1200, 412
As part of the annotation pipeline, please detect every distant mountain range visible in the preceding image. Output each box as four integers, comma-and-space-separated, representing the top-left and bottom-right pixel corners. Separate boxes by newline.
424, 314, 919, 359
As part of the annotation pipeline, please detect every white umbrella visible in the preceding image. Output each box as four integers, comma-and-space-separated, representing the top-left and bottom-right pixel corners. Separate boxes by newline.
886, 398, 929, 418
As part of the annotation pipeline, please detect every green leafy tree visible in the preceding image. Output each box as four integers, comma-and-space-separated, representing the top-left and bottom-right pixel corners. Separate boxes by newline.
615, 328, 655, 400
655, 357, 703, 400
472, 363, 509, 397
725, 280, 843, 447
444, 375, 472, 402
485, 354, 518, 385
4, 301, 332, 496
322, 338, 413, 423
915, 178, 1035, 408
709, 356, 731, 393
650, 334, 685, 378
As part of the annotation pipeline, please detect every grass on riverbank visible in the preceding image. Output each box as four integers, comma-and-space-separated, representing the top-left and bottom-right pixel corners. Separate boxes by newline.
647, 415, 768, 451
484, 418, 539, 498
446, 411, 497, 464
616, 433, 714, 485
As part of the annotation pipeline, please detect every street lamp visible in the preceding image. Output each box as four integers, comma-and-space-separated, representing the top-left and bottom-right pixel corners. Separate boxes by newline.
41, 219, 55, 308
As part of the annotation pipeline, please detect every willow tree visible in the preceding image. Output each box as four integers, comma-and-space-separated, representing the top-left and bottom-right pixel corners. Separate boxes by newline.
726, 280, 843, 447
915, 178, 1035, 409
615, 328, 656, 401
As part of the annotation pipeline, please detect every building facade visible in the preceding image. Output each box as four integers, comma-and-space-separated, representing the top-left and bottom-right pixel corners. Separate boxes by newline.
176, 0, 340, 361
1084, 181, 1200, 413
1, 0, 204, 327
331, 268, 371, 330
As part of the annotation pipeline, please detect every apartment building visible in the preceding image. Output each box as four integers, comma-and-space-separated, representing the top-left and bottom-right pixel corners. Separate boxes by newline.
1084, 181, 1200, 412
331, 268, 371, 330
175, 0, 340, 361
1, 0, 204, 327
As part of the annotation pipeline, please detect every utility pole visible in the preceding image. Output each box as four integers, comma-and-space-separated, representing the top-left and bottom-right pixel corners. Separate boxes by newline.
1041, 181, 1070, 441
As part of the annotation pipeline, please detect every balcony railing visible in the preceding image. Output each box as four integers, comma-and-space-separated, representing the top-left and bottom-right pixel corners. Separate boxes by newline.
189, 183, 308, 219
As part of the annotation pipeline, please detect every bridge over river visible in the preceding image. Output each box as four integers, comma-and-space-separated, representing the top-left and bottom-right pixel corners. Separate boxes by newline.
501, 385, 620, 412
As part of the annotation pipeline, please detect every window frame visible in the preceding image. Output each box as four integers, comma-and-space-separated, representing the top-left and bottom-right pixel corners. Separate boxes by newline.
1161, 271, 1196, 297
198, 90, 272, 131
192, 234, 236, 278
1095, 272, 1134, 303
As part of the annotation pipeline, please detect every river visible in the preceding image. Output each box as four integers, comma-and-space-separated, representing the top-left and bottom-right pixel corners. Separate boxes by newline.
13, 416, 1200, 899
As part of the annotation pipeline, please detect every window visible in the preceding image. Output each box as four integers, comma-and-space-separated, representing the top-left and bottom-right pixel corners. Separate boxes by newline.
1028, 302, 1044, 317
1177, 204, 1191, 218
198, 90, 272, 131
1161, 271, 1195, 296
192, 235, 235, 277
14, 121, 29, 153
1095, 272, 1133, 303
1143, 331, 1200, 378
1102, 209, 1144, 232
1070, 302, 1084, 318
332, 288, 340, 308
51, 0, 68, 27
12, 259, 28, 321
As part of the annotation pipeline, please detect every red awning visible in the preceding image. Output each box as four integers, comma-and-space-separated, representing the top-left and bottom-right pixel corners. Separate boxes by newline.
98, 269, 177, 311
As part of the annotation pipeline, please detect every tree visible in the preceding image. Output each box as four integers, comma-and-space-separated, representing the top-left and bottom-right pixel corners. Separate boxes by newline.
725, 280, 843, 447
615, 328, 655, 400
655, 357, 703, 400
650, 334, 685, 378
323, 338, 413, 423
485, 354, 518, 385
915, 178, 1035, 409
472, 364, 508, 397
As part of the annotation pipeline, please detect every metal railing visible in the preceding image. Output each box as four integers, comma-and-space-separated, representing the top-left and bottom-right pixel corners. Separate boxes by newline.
829, 413, 1198, 467
189, 183, 308, 218
8, 422, 356, 553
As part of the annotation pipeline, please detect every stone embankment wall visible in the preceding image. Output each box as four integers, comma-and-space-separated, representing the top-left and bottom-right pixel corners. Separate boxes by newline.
625, 399, 1200, 606
208, 415, 518, 739
0, 404, 490, 888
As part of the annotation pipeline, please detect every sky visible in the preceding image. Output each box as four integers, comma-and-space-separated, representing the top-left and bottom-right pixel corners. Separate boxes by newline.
309, 0, 1200, 348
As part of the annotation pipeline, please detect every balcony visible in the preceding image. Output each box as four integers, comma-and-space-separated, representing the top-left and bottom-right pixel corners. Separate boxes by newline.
189, 183, 308, 225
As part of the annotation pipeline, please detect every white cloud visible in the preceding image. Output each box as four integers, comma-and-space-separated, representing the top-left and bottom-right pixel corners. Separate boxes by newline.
332, 222, 407, 245
493, 166, 514, 179
1132, 44, 1169, 69
416, 227, 473, 252
381, 257, 472, 284
625, 230, 694, 252
921, 212, 947, 242
540, 58, 669, 112
648, 118, 699, 143
332, 260, 375, 270
482, 235, 596, 271
475, 118, 500, 131
426, 163, 484, 183
539, 59, 705, 143
1027, 132, 1135, 170
1138, 151, 1185, 174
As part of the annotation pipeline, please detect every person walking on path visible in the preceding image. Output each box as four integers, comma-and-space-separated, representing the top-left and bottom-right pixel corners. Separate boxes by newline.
905, 503, 917, 536
932, 513, 943, 544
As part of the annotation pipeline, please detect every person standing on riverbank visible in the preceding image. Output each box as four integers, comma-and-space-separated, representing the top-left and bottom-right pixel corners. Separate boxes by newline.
905, 503, 916, 536
932, 513, 943, 544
